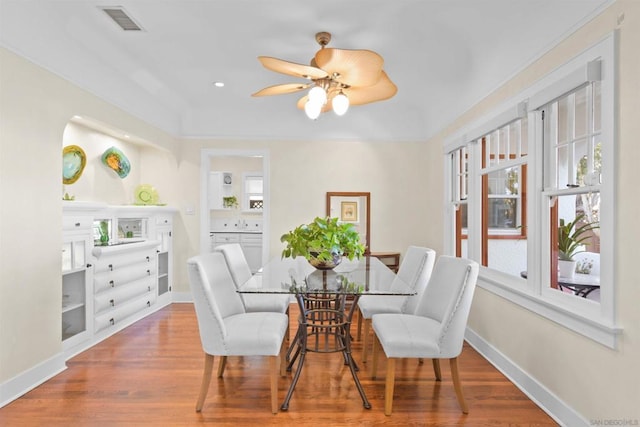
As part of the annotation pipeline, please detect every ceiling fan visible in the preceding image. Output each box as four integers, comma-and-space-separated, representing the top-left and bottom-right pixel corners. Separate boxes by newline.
252, 32, 397, 119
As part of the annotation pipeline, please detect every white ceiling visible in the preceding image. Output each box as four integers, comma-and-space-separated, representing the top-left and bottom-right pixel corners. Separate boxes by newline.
0, 0, 611, 142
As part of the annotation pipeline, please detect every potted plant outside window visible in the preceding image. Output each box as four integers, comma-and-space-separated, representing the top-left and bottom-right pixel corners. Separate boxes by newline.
557, 213, 599, 278
280, 216, 366, 270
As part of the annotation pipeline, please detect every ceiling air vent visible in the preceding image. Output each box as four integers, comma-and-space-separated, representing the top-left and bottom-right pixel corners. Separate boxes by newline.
100, 7, 144, 31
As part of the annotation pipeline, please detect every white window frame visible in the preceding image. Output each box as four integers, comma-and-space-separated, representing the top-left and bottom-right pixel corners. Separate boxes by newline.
443, 33, 621, 348
242, 171, 263, 212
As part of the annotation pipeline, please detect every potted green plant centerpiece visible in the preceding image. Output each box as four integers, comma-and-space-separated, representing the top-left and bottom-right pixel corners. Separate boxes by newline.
557, 213, 599, 278
281, 216, 366, 270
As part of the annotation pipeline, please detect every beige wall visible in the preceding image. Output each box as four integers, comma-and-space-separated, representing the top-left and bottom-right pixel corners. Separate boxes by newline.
428, 0, 640, 420
0, 47, 177, 386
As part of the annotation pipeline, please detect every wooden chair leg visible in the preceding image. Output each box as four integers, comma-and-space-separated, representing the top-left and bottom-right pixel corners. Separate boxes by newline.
432, 358, 442, 381
217, 355, 227, 378
371, 333, 380, 379
285, 305, 290, 344
269, 355, 279, 414
279, 338, 287, 377
384, 358, 396, 416
356, 309, 363, 341
196, 353, 214, 412
450, 357, 468, 414
362, 318, 371, 363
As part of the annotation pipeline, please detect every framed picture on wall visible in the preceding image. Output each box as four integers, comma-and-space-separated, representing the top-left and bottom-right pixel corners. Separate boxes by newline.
341, 201, 358, 222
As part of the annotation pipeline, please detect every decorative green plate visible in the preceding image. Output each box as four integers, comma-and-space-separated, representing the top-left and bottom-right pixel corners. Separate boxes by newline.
134, 184, 159, 205
62, 145, 86, 184
101, 146, 131, 178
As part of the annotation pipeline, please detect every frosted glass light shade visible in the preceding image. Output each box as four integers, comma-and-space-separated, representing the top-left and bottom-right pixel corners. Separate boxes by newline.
332, 92, 349, 116
308, 86, 327, 105
304, 99, 322, 120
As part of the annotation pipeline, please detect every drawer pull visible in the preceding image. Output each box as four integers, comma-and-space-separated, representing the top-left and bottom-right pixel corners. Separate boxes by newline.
75, 222, 81, 227
110, 280, 115, 288
147, 269, 151, 276
148, 286, 151, 292
109, 264, 113, 271
110, 299, 115, 307
109, 318, 115, 326
147, 301, 151, 307
87, 263, 92, 268
146, 256, 150, 262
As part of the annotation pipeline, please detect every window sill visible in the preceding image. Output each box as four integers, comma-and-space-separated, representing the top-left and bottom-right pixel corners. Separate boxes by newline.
477, 268, 622, 349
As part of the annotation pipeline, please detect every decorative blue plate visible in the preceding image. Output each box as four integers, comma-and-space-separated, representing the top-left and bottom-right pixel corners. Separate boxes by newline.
62, 145, 86, 184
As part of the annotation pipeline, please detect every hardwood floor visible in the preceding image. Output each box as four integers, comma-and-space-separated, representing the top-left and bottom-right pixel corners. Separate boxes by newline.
0, 303, 557, 426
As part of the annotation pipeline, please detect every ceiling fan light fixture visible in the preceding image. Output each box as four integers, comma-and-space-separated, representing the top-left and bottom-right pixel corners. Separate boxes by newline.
308, 86, 327, 105
304, 99, 322, 120
332, 91, 349, 116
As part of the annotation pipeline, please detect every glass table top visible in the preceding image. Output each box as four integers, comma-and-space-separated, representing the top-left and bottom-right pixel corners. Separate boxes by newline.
238, 255, 413, 296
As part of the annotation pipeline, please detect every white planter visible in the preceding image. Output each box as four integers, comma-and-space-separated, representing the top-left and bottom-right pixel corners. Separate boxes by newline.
558, 260, 576, 278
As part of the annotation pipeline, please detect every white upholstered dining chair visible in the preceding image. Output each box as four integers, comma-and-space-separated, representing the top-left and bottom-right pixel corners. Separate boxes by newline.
215, 243, 291, 314
356, 246, 436, 362
371, 255, 479, 415
187, 252, 288, 414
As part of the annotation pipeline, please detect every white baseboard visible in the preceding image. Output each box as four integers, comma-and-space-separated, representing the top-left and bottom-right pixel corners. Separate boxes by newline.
465, 327, 588, 427
0, 352, 67, 408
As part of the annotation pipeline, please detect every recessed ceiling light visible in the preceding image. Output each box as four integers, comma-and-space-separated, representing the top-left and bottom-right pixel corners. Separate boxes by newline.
213, 81, 225, 88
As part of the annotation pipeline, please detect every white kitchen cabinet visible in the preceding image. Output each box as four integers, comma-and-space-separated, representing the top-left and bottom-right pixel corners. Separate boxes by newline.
208, 171, 233, 210
211, 232, 263, 273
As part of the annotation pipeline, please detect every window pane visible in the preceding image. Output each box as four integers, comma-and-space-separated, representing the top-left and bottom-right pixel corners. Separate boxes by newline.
245, 177, 263, 193
575, 86, 588, 138
488, 198, 518, 229
551, 193, 600, 301
557, 96, 569, 143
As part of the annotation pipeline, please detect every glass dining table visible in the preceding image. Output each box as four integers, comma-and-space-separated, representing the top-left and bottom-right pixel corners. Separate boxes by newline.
238, 255, 413, 411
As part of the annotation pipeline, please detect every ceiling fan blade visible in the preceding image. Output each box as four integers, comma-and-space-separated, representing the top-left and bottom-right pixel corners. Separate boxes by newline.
343, 71, 398, 105
258, 56, 328, 80
252, 83, 311, 97
314, 48, 384, 87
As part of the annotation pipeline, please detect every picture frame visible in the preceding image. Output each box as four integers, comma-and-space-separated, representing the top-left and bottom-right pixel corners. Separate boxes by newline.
341, 201, 358, 222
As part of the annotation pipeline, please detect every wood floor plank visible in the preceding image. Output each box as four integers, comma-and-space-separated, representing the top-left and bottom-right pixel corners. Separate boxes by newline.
0, 303, 557, 426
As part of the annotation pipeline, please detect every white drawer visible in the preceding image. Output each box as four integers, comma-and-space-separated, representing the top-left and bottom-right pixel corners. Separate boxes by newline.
212, 233, 240, 244
240, 233, 263, 244
156, 215, 172, 226
94, 262, 156, 292
63, 216, 93, 231
94, 294, 156, 333
94, 277, 155, 314
94, 251, 155, 274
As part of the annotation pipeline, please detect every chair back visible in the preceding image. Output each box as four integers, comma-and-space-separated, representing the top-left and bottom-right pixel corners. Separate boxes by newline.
414, 256, 479, 358
215, 243, 252, 287
187, 252, 246, 355
395, 246, 436, 314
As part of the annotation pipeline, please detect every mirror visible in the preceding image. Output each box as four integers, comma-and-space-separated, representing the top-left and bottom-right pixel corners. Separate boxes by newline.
326, 192, 370, 254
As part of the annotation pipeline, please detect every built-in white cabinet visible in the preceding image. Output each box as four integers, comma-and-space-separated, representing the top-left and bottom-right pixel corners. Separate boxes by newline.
62, 202, 176, 358
211, 232, 263, 273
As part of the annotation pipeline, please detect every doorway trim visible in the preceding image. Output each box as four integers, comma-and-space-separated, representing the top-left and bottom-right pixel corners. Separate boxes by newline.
200, 148, 270, 265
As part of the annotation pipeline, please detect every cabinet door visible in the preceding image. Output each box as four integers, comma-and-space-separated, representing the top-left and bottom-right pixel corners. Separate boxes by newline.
156, 225, 172, 297
62, 229, 93, 350
240, 234, 263, 273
